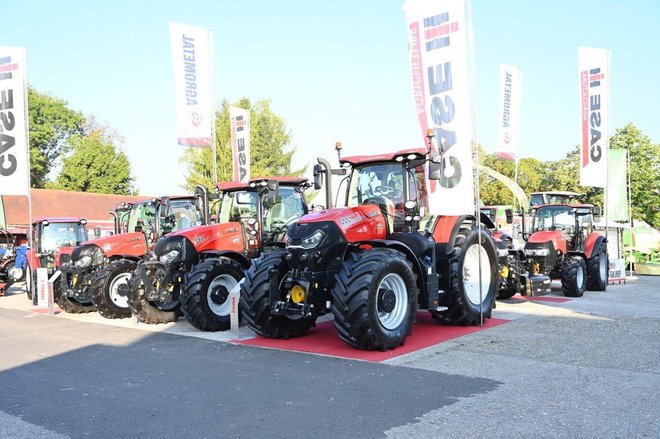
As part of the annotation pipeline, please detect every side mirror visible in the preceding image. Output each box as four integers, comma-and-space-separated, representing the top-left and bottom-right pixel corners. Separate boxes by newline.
195, 184, 209, 225
161, 196, 172, 218
94, 226, 101, 237
267, 180, 279, 205
594, 206, 602, 216
313, 164, 324, 190
522, 232, 530, 241
505, 208, 514, 224
428, 156, 442, 181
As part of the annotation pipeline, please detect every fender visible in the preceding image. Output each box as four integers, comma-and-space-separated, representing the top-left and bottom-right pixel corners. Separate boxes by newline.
347, 239, 426, 299
200, 250, 251, 270
585, 233, 606, 259
432, 214, 490, 256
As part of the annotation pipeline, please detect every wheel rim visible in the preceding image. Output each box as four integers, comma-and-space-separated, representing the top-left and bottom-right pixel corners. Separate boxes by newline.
376, 273, 408, 330
463, 244, 492, 306
599, 255, 607, 280
207, 274, 238, 317
108, 272, 131, 308
576, 264, 584, 288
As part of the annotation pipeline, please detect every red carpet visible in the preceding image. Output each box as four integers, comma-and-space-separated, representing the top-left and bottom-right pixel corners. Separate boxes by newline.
238, 312, 509, 362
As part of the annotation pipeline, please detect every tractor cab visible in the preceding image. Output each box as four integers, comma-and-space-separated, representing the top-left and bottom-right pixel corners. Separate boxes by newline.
529, 191, 581, 209
529, 204, 594, 253
31, 218, 89, 273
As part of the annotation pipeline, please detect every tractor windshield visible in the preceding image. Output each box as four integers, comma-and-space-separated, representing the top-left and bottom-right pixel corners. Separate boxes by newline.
161, 199, 202, 233
126, 202, 158, 233
532, 206, 577, 234
40, 222, 87, 252
218, 191, 258, 224
347, 163, 404, 207
263, 186, 306, 234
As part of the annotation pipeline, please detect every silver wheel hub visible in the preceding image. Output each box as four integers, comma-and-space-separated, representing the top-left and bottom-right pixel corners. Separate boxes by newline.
377, 273, 408, 330
207, 274, 238, 317
463, 244, 491, 306
599, 255, 607, 280
576, 264, 584, 288
109, 272, 131, 308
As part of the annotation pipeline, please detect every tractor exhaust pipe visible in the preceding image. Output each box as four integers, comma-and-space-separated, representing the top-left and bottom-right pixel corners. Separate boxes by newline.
316, 157, 334, 209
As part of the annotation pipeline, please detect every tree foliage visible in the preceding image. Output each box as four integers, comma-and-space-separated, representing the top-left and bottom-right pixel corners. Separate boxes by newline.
478, 123, 658, 228
28, 87, 85, 187
181, 98, 305, 191
47, 123, 135, 195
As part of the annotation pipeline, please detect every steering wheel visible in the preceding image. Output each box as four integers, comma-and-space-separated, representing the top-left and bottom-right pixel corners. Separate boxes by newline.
551, 225, 566, 231
373, 185, 399, 198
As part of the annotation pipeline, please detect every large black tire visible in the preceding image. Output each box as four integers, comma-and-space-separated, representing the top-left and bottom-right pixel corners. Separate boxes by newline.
431, 224, 498, 326
127, 269, 181, 324
497, 284, 518, 300
181, 257, 245, 331
91, 260, 136, 319
331, 249, 418, 351
586, 246, 608, 291
57, 282, 96, 314
241, 251, 316, 339
560, 258, 586, 297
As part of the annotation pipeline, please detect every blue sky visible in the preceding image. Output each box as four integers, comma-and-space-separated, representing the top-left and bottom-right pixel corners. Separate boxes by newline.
3, 0, 659, 196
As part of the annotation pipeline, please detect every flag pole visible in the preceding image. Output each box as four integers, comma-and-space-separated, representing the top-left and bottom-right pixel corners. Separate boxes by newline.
208, 28, 217, 184
466, 0, 483, 326
627, 149, 633, 277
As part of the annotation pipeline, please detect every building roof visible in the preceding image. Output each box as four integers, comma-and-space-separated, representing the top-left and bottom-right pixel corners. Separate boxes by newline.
1, 189, 156, 232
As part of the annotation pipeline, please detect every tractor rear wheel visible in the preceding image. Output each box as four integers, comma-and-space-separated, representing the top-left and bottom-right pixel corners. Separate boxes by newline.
241, 250, 316, 339
431, 224, 498, 326
331, 249, 417, 351
92, 259, 136, 319
586, 246, 608, 291
560, 258, 586, 297
127, 270, 181, 324
181, 257, 245, 331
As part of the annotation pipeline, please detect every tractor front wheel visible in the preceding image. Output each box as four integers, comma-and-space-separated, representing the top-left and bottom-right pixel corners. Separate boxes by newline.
586, 246, 608, 291
241, 251, 316, 339
331, 249, 418, 351
92, 260, 136, 319
57, 285, 95, 314
181, 257, 245, 331
560, 258, 586, 297
127, 270, 181, 324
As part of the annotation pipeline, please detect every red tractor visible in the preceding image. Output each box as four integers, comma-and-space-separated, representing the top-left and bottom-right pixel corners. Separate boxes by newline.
128, 177, 312, 328
523, 203, 608, 296
60, 196, 202, 315
23, 217, 89, 304
241, 150, 499, 351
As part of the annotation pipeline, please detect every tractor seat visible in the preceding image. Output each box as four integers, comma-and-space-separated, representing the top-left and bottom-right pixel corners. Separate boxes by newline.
390, 231, 435, 259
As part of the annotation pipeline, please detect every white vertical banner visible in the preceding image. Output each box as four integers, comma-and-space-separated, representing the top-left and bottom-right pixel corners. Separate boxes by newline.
169, 22, 213, 148
579, 47, 610, 187
404, 0, 474, 215
230, 107, 250, 183
0, 46, 30, 196
497, 63, 522, 161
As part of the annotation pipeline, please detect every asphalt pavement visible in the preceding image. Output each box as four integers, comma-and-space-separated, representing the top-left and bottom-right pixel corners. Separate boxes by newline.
1, 276, 658, 438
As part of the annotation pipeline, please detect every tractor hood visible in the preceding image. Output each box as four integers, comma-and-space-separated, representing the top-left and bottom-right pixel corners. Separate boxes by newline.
528, 230, 566, 254
81, 232, 149, 259
164, 222, 245, 254
293, 205, 386, 243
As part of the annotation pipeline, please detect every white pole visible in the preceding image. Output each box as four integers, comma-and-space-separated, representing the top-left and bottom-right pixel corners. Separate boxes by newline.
627, 149, 633, 277
208, 28, 218, 184
466, 0, 483, 326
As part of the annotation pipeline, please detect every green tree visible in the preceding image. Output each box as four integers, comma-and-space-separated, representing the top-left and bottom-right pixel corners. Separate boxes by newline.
28, 87, 85, 187
48, 125, 135, 195
181, 98, 305, 191
609, 123, 660, 228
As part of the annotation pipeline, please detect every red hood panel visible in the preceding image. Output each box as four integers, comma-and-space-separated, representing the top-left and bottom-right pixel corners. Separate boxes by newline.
86, 232, 148, 258
528, 230, 566, 254
173, 222, 245, 253
297, 205, 387, 243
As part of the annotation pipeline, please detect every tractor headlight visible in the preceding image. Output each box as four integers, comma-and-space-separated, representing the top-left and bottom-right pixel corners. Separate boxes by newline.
75, 255, 93, 268
300, 230, 325, 249
525, 248, 550, 257
159, 249, 180, 265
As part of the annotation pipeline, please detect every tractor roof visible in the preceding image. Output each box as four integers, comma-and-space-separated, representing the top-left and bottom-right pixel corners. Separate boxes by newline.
32, 217, 86, 225
531, 191, 581, 196
216, 177, 309, 192
534, 203, 594, 210
340, 148, 427, 166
